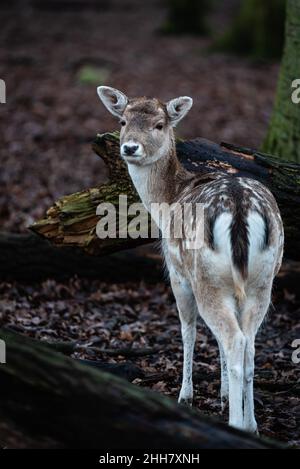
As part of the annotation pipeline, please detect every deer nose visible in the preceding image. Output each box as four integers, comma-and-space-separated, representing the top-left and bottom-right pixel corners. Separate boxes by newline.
122, 143, 140, 156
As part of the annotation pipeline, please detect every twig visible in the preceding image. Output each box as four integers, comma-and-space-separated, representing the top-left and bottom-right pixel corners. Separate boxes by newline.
90, 346, 162, 357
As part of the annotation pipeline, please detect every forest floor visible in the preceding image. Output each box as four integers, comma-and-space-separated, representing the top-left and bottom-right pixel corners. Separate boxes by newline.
0, 0, 299, 449
0, 266, 299, 448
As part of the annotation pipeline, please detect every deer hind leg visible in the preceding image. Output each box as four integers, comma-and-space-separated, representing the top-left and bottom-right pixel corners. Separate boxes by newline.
218, 340, 229, 412
169, 269, 197, 406
240, 289, 272, 433
195, 292, 246, 429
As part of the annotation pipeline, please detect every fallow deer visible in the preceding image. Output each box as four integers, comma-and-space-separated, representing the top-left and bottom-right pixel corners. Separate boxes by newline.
97, 86, 284, 433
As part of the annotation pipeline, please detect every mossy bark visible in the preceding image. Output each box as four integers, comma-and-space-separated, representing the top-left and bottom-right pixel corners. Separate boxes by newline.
162, 0, 210, 35
262, 0, 300, 162
214, 0, 286, 59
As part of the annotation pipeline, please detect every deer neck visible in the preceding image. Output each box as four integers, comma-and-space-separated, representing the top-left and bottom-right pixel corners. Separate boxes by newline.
127, 136, 189, 212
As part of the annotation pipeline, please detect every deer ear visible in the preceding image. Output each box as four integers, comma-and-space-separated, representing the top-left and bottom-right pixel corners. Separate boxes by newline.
97, 86, 128, 118
166, 96, 193, 126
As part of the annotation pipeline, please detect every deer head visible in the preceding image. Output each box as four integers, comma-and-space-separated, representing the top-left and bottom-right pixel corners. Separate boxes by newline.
97, 86, 193, 166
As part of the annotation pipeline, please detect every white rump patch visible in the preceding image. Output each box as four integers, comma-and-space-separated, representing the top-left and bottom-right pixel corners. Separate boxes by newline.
213, 212, 233, 256
247, 211, 266, 265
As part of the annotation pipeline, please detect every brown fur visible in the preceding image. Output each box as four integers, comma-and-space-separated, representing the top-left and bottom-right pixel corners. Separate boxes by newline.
121, 97, 282, 281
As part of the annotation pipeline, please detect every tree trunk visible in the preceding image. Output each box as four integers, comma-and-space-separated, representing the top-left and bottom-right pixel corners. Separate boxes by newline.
214, 0, 286, 59
0, 329, 283, 449
161, 0, 210, 35
31, 133, 300, 262
263, 0, 300, 162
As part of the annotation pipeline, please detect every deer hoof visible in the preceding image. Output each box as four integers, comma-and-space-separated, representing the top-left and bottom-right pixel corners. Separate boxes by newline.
178, 396, 193, 407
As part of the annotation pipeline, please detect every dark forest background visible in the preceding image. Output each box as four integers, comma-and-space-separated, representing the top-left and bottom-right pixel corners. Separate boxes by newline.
0, 0, 282, 232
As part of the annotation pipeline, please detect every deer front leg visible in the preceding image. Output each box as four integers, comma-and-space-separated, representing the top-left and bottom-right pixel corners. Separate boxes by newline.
169, 269, 197, 406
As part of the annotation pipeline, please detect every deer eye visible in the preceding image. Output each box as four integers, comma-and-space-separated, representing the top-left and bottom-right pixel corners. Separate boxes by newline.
120, 120, 126, 127
155, 123, 163, 130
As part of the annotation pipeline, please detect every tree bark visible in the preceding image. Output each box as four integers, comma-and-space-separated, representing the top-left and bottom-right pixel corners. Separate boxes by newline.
31, 132, 300, 262
214, 0, 285, 59
263, 0, 300, 162
0, 329, 283, 449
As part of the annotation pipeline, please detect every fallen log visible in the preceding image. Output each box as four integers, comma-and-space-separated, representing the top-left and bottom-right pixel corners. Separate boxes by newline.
31, 133, 300, 261
0, 329, 283, 449
0, 231, 162, 282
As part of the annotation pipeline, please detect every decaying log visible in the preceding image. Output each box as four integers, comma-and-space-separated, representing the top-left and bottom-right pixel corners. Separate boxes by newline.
0, 329, 283, 449
31, 133, 300, 261
0, 231, 162, 282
